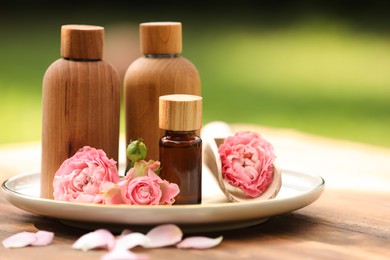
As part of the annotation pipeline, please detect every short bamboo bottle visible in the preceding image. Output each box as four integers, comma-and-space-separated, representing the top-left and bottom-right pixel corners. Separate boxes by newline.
159, 94, 202, 204
124, 22, 201, 161
41, 25, 120, 199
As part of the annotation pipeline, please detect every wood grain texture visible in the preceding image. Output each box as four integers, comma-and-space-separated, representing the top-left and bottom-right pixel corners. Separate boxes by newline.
0, 190, 388, 259
2, 125, 389, 259
124, 57, 201, 160
41, 59, 120, 199
140, 22, 182, 54
61, 25, 104, 60
159, 94, 202, 131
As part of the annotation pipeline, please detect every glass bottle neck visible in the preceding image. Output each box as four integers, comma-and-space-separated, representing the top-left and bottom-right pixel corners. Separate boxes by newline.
144, 54, 179, 58
63, 57, 102, 62
161, 130, 202, 146
165, 130, 197, 140
165, 130, 196, 135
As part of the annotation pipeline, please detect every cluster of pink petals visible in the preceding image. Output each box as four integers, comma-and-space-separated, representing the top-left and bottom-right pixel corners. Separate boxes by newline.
2, 225, 223, 260
218, 131, 276, 198
118, 160, 180, 205
53, 147, 179, 205
2, 230, 54, 248
53, 146, 119, 203
73, 224, 223, 260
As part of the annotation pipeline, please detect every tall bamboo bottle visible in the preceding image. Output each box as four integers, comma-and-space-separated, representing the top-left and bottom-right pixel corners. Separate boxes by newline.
124, 22, 201, 160
41, 25, 120, 199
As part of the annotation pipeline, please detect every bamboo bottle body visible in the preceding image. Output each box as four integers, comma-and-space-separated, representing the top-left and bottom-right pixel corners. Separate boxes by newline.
124, 57, 201, 160
41, 59, 120, 199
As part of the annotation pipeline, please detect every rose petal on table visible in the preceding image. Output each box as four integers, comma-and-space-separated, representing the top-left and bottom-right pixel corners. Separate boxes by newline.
31, 231, 54, 246
119, 229, 133, 237
115, 232, 150, 250
176, 236, 223, 249
144, 224, 183, 248
2, 232, 37, 248
72, 229, 115, 251
101, 247, 149, 260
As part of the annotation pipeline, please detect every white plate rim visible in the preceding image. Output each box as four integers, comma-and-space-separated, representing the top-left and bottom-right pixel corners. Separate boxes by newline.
1, 169, 325, 232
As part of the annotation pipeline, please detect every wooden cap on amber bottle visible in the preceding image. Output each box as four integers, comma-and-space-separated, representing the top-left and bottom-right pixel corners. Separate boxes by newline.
61, 24, 104, 60
159, 94, 202, 131
140, 22, 182, 55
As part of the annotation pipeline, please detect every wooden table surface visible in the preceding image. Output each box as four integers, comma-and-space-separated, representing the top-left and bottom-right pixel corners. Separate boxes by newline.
1, 125, 389, 259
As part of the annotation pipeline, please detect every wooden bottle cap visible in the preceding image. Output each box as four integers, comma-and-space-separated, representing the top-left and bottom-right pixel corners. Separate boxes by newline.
61, 24, 104, 60
159, 94, 202, 131
140, 22, 182, 54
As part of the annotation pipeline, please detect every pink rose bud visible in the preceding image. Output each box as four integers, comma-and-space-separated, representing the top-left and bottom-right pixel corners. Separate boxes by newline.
126, 139, 148, 171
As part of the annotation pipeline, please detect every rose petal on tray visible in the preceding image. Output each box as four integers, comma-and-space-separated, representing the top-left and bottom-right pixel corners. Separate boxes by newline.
31, 231, 54, 246
2, 232, 37, 248
144, 224, 183, 248
72, 229, 115, 251
176, 236, 223, 249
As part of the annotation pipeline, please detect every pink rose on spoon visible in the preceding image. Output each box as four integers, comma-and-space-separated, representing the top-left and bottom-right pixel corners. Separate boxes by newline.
218, 131, 276, 198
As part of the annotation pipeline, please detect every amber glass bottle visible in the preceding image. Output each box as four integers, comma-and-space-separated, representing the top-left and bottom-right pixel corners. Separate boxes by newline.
159, 94, 202, 204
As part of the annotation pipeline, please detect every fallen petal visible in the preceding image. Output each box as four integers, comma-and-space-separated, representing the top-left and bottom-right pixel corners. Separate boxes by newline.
2, 232, 36, 248
101, 248, 149, 260
31, 231, 54, 246
115, 232, 150, 250
72, 229, 115, 251
144, 224, 183, 248
176, 236, 223, 249
119, 229, 133, 237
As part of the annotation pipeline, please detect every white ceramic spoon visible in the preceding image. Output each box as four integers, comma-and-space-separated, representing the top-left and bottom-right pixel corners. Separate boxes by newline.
202, 121, 282, 202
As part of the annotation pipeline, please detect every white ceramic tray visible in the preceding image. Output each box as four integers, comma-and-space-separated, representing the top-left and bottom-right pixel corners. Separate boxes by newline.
1, 167, 324, 233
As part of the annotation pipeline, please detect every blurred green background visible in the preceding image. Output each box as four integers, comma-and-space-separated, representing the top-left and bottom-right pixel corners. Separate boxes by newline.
1, 1, 389, 147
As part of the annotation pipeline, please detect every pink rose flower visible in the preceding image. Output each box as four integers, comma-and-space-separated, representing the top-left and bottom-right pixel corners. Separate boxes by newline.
119, 161, 179, 205
127, 160, 161, 178
99, 182, 123, 205
53, 146, 119, 203
218, 131, 275, 198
